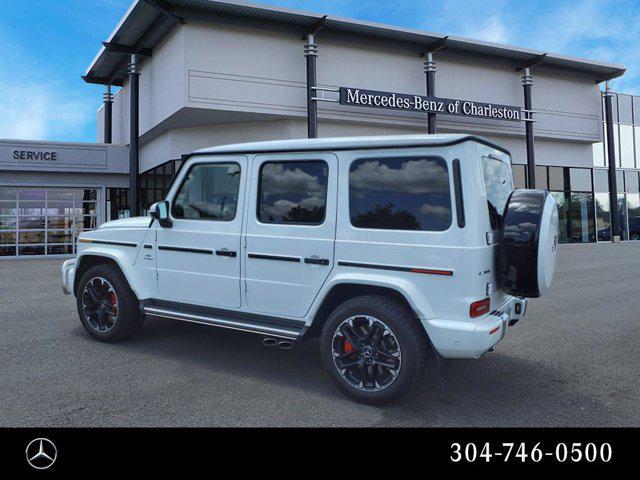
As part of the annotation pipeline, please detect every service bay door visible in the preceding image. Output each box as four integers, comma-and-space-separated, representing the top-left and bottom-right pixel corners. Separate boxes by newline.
156, 156, 247, 309
244, 153, 337, 318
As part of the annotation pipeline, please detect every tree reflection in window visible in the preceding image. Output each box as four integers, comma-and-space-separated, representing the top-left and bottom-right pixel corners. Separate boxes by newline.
349, 156, 451, 231
258, 161, 328, 224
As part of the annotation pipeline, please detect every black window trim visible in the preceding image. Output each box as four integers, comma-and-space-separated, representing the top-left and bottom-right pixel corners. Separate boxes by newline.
170, 161, 242, 222
256, 159, 329, 227
347, 154, 453, 232
452, 159, 465, 228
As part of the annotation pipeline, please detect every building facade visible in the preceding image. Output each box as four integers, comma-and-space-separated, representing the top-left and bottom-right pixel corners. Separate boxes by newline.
0, 0, 635, 258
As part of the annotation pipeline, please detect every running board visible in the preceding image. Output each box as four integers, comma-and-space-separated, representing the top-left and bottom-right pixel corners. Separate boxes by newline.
142, 301, 304, 340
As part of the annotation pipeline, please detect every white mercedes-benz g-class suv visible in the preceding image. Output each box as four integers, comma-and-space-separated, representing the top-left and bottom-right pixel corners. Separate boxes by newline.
62, 135, 558, 404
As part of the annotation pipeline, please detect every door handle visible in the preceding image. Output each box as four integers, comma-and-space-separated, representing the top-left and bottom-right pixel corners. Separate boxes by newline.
304, 257, 329, 265
215, 249, 237, 257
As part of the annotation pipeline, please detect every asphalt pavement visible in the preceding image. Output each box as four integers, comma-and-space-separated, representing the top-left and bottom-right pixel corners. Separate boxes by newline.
1, 242, 638, 427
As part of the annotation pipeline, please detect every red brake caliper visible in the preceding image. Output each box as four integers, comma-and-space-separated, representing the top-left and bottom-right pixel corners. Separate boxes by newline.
344, 339, 353, 354
109, 292, 117, 306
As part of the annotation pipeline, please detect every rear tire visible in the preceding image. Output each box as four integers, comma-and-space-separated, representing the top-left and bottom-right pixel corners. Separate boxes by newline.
76, 264, 144, 342
320, 295, 427, 405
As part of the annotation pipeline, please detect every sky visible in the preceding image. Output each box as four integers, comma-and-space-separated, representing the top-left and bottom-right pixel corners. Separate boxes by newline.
0, 0, 638, 143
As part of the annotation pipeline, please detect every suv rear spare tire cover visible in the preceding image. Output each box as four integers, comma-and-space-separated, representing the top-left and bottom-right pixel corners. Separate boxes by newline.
499, 189, 559, 298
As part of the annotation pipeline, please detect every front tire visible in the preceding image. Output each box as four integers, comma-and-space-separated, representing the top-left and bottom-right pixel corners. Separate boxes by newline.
76, 264, 144, 342
320, 295, 428, 405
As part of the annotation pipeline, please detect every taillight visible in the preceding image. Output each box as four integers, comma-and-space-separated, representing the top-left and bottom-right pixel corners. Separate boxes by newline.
470, 298, 491, 318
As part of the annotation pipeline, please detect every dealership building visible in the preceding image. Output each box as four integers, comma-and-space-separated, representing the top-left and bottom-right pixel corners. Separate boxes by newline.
1, 0, 639, 258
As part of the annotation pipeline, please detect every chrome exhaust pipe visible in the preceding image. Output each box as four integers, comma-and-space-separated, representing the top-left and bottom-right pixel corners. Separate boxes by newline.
277, 340, 294, 350
262, 337, 278, 347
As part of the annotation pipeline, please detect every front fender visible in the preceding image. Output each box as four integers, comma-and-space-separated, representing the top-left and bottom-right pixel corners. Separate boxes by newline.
76, 247, 149, 299
308, 272, 436, 325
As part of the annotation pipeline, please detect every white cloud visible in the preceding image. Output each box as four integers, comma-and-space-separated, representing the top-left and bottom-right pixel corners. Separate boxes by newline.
463, 15, 510, 44
0, 81, 93, 141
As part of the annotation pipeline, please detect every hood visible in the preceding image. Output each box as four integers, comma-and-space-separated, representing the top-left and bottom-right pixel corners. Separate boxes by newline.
99, 216, 152, 230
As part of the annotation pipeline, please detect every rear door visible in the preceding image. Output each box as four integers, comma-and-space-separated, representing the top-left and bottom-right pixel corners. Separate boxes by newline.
156, 156, 247, 308
479, 145, 514, 307
243, 153, 337, 318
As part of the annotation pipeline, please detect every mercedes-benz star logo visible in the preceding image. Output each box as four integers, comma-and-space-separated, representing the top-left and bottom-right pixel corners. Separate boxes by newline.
25, 438, 57, 470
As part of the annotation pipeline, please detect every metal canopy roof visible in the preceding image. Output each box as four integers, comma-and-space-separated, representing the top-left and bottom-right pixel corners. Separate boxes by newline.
84, 0, 626, 86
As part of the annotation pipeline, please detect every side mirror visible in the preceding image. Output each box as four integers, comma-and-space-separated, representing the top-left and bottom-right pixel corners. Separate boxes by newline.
149, 200, 172, 228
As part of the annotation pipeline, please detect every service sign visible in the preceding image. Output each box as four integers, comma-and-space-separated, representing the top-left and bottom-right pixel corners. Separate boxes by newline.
339, 87, 523, 122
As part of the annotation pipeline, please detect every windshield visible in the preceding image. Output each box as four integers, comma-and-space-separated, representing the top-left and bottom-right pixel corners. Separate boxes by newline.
481, 151, 514, 230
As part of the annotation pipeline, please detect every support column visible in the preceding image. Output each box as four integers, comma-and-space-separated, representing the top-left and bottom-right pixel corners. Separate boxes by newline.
603, 82, 620, 242
522, 68, 536, 188
103, 85, 114, 144
128, 54, 140, 217
305, 34, 318, 139
424, 52, 437, 134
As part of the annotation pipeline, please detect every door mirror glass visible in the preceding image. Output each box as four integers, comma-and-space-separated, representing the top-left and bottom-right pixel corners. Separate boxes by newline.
150, 200, 172, 228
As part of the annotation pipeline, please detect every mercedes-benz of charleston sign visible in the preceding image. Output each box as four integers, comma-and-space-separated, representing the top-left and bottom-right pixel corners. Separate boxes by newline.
339, 87, 523, 122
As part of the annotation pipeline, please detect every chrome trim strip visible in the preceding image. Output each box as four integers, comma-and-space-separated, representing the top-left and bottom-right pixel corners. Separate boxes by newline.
143, 306, 300, 339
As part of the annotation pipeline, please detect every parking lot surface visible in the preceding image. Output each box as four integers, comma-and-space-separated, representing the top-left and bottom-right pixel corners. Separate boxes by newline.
1, 242, 639, 427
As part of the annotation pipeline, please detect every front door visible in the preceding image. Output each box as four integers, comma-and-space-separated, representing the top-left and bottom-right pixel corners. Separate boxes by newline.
244, 153, 337, 318
156, 156, 247, 308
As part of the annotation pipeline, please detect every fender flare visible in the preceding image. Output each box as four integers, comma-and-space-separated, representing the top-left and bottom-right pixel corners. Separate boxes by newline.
307, 272, 436, 325
75, 248, 147, 299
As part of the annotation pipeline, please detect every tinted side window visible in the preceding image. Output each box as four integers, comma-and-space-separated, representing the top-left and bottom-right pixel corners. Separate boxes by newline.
258, 161, 328, 224
349, 156, 451, 231
172, 163, 241, 220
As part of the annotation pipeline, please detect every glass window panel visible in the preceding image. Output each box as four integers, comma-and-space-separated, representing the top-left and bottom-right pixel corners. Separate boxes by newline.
548, 167, 566, 191
0, 201, 17, 215
173, 163, 242, 221
481, 155, 514, 230
79, 216, 98, 229
627, 194, 640, 240
569, 192, 595, 243
0, 187, 17, 200
0, 231, 16, 243
18, 230, 45, 244
79, 201, 97, 215
618, 194, 628, 240
18, 189, 45, 200
0, 245, 17, 256
47, 230, 73, 244
625, 171, 640, 193
551, 192, 570, 243
258, 161, 328, 225
617, 171, 625, 192
0, 217, 17, 229
614, 125, 620, 167
512, 164, 526, 189
595, 193, 611, 241
18, 245, 44, 256
47, 244, 74, 255
592, 141, 605, 167
535, 166, 548, 190
570, 168, 592, 192
349, 156, 451, 231
634, 96, 640, 126
620, 124, 635, 168
76, 189, 97, 201
47, 217, 73, 229
612, 94, 619, 123
618, 94, 634, 125
45, 206, 73, 216
47, 200, 74, 209
594, 170, 610, 192
18, 217, 46, 229
47, 189, 74, 200
16, 202, 46, 217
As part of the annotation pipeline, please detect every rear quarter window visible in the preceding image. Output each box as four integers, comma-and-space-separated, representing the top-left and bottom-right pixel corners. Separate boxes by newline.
481, 154, 514, 230
349, 156, 452, 231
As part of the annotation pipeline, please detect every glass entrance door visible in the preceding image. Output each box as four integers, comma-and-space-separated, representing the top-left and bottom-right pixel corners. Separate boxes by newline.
0, 187, 100, 258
